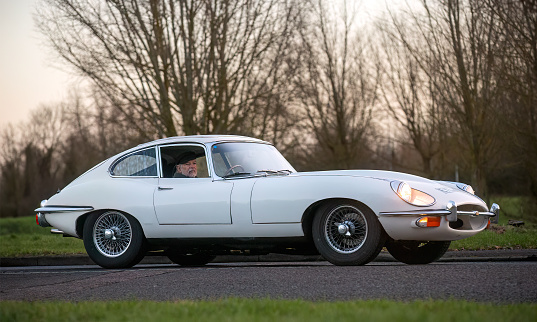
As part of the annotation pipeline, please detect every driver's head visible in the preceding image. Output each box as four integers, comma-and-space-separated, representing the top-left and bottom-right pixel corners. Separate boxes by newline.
176, 152, 197, 178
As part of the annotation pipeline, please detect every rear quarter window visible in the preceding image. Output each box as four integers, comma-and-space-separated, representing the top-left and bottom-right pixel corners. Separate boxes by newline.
110, 148, 157, 177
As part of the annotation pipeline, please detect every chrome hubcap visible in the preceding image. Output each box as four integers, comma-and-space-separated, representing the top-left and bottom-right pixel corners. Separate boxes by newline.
325, 205, 368, 254
337, 221, 356, 236
93, 212, 132, 258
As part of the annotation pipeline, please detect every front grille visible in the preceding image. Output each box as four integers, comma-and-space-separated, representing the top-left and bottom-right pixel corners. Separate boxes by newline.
457, 204, 487, 212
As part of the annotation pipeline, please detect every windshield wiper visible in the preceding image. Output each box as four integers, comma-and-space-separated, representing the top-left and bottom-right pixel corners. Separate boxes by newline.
222, 172, 252, 179
256, 169, 293, 176
278, 169, 293, 174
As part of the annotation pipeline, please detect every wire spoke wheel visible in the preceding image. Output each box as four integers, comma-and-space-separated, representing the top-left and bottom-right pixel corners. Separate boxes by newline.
93, 211, 133, 258
312, 200, 385, 266
324, 206, 368, 253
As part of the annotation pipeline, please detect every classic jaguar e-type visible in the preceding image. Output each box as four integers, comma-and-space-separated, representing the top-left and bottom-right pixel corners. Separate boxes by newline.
36, 135, 499, 268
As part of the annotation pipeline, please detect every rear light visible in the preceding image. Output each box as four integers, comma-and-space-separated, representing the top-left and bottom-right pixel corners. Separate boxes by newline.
36, 213, 51, 227
416, 216, 441, 228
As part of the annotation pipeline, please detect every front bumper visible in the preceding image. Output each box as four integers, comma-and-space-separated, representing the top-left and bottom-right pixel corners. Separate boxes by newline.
380, 201, 500, 223
378, 201, 500, 241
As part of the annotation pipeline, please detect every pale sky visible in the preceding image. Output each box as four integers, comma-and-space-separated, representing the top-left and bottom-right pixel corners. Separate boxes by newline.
0, 0, 390, 131
0, 0, 72, 129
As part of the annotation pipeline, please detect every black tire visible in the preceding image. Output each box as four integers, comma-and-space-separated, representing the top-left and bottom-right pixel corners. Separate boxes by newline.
167, 253, 215, 266
386, 240, 451, 264
83, 211, 146, 269
312, 200, 385, 266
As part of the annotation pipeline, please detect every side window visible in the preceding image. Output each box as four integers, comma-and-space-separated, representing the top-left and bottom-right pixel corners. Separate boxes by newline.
110, 148, 157, 177
160, 145, 209, 178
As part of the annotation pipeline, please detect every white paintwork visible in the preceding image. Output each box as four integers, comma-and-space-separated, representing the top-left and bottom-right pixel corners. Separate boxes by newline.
154, 178, 233, 224
38, 135, 493, 243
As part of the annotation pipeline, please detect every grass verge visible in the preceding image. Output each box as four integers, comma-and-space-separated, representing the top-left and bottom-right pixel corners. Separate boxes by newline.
450, 225, 537, 250
1, 299, 536, 322
0, 216, 85, 257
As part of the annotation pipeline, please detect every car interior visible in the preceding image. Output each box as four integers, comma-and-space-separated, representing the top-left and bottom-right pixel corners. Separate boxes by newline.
159, 145, 209, 178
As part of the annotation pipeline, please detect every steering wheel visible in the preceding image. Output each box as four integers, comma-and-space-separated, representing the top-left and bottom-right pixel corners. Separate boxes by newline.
224, 165, 245, 176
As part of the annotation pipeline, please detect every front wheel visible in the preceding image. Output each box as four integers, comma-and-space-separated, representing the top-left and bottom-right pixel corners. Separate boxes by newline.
386, 240, 451, 264
83, 211, 146, 269
312, 201, 385, 266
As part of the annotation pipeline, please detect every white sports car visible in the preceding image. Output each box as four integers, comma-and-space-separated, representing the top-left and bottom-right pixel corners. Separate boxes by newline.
36, 135, 499, 268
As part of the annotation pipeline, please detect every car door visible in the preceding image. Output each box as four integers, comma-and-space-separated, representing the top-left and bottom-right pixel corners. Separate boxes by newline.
153, 144, 234, 225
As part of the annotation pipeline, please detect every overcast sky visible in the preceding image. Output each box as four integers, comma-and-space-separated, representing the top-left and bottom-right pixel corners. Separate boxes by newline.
0, 0, 72, 129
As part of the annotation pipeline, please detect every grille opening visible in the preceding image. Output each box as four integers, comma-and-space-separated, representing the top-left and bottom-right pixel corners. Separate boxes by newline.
449, 219, 464, 229
457, 204, 487, 212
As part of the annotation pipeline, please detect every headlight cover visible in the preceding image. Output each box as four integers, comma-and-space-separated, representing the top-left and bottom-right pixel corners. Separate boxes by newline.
390, 181, 436, 207
455, 183, 475, 195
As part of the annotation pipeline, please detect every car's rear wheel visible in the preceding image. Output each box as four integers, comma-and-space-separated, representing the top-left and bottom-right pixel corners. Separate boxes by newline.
386, 240, 451, 264
83, 211, 146, 269
312, 200, 385, 266
167, 253, 215, 266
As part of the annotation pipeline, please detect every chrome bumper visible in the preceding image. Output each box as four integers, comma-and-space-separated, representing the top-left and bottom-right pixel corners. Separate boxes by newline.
380, 201, 500, 223
35, 206, 94, 213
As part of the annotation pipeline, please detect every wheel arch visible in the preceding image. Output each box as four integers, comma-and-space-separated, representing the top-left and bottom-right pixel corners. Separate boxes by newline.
75, 209, 147, 240
301, 198, 377, 238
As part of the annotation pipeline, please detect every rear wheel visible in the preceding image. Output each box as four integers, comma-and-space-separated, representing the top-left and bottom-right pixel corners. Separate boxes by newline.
167, 253, 215, 266
312, 200, 385, 266
386, 240, 451, 264
83, 211, 146, 269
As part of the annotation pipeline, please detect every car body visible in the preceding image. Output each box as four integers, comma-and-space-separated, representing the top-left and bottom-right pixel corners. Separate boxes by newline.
36, 135, 499, 268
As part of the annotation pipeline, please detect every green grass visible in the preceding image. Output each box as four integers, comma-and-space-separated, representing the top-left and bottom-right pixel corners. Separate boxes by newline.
450, 225, 537, 250
0, 299, 535, 322
492, 196, 537, 228
0, 216, 85, 257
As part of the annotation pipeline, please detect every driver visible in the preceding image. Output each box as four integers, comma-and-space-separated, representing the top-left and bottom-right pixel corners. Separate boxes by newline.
174, 152, 198, 178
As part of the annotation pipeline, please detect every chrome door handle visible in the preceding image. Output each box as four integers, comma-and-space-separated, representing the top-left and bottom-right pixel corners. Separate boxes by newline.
158, 186, 173, 191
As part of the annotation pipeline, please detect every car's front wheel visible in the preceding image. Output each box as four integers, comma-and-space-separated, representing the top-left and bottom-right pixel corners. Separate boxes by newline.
83, 211, 146, 269
312, 200, 385, 266
386, 240, 451, 264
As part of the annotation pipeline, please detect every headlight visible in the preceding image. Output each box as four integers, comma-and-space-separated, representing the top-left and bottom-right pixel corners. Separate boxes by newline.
396, 182, 412, 202
456, 183, 475, 195
390, 181, 436, 206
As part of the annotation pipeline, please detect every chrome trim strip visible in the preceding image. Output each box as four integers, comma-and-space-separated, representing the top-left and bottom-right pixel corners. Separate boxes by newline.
379, 210, 496, 217
35, 206, 94, 213
51, 229, 65, 235
379, 210, 450, 216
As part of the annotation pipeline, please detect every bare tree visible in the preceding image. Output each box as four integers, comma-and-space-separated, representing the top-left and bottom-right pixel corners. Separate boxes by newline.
0, 105, 66, 217
292, 0, 380, 170
378, 21, 449, 177
487, 0, 537, 198
385, 0, 502, 197
37, 0, 299, 138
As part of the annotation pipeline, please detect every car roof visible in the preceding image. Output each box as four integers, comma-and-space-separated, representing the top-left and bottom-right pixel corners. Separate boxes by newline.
134, 135, 270, 150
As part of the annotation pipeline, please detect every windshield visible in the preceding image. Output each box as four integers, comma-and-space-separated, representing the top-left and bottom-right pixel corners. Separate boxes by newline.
211, 142, 295, 178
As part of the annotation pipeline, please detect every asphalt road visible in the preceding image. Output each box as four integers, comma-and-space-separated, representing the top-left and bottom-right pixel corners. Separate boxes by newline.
1, 260, 536, 303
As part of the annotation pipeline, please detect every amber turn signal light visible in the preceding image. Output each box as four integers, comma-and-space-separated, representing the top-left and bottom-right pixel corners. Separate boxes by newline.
416, 216, 441, 228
